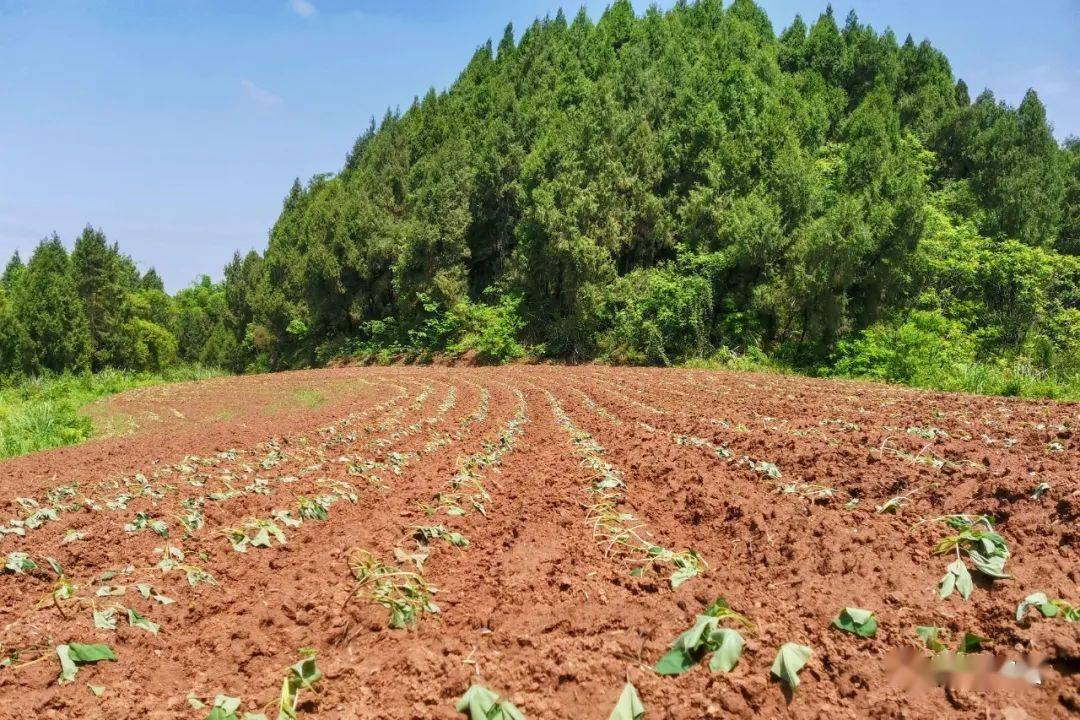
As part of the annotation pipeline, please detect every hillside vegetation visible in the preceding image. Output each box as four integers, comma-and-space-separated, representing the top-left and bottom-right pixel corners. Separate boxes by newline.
3, 0, 1079, 398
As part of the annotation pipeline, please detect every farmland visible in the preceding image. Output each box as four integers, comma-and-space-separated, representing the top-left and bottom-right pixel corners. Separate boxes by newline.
0, 366, 1076, 719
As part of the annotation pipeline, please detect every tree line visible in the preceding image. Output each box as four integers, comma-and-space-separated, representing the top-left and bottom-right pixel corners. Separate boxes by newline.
3, 1, 1079, 392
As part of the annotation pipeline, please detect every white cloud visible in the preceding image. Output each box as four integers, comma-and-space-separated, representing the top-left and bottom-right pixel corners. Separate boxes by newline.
290, 0, 317, 17
240, 79, 283, 107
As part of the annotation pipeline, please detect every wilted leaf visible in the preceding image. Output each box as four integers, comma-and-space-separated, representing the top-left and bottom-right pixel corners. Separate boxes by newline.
127, 608, 160, 634
940, 558, 972, 600
832, 607, 877, 638
455, 684, 526, 720
56, 643, 116, 684
4, 551, 36, 574
93, 608, 118, 630
608, 682, 644, 720
771, 643, 812, 690
915, 626, 947, 654
708, 628, 745, 672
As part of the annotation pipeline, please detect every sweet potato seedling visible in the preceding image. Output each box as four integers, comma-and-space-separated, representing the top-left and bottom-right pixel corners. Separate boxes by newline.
56, 643, 116, 685
348, 548, 439, 629
1017, 593, 1078, 623
456, 685, 525, 720
925, 515, 1011, 599
832, 608, 877, 638
771, 643, 812, 691
277, 650, 322, 720
655, 598, 752, 675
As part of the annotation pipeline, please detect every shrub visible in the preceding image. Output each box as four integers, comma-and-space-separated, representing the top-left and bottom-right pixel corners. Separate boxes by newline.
447, 295, 526, 364
833, 310, 973, 386
601, 268, 712, 365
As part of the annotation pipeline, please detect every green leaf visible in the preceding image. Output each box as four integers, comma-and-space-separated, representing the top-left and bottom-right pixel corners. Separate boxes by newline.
968, 550, 1011, 579
455, 685, 525, 719
608, 682, 644, 720
127, 608, 160, 634
56, 643, 116, 684
708, 628, 745, 672
206, 696, 244, 720
68, 643, 117, 662
87, 683, 105, 697
93, 607, 117, 630
957, 632, 988, 654
654, 646, 696, 676
1017, 592, 1049, 622
940, 558, 972, 599
4, 551, 36, 574
915, 626, 947, 654
669, 563, 699, 589
832, 608, 878, 638
278, 652, 321, 720
770, 643, 812, 690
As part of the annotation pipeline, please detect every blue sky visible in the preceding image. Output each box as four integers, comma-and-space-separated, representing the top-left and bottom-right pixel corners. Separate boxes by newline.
1, 0, 1077, 291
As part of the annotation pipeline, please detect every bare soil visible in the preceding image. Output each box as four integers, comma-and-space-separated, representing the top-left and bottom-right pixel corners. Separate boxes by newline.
0, 366, 1076, 719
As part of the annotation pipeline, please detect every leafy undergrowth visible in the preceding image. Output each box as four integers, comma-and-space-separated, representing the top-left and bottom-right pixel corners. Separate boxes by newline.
0, 365, 222, 458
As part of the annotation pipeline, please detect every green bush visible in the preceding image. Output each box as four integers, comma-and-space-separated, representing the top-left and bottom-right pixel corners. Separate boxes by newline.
833, 310, 974, 386
447, 295, 526, 364
601, 268, 713, 366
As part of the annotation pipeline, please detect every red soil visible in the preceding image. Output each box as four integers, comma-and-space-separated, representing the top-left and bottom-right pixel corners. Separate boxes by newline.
0, 366, 1075, 719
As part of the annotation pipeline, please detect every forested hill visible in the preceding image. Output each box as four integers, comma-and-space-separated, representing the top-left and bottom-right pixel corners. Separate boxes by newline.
235, 0, 1077, 375
3, 0, 1080, 398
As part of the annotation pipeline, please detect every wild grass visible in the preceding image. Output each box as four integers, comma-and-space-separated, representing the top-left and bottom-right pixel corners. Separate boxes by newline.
0, 365, 222, 459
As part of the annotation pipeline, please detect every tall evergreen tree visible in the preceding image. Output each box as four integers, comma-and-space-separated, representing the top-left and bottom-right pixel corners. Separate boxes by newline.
15, 235, 92, 372
71, 225, 131, 369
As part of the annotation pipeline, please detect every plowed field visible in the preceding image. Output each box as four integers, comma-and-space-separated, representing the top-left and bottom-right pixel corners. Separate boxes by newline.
0, 366, 1076, 719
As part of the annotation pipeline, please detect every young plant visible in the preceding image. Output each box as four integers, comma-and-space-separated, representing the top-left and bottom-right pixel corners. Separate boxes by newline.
297, 497, 328, 521
202, 695, 267, 720
771, 643, 812, 691
916, 626, 990, 654
278, 650, 322, 720
4, 551, 36, 574
349, 549, 438, 629
455, 685, 525, 720
655, 598, 752, 675
223, 518, 287, 553
927, 515, 1011, 599
832, 608, 877, 638
1017, 593, 1078, 622
124, 511, 169, 537
56, 643, 116, 685
411, 525, 469, 548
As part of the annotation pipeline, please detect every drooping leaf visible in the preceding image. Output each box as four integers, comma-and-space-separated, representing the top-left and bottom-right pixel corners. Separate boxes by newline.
56, 643, 116, 685
708, 628, 745, 672
607, 682, 644, 720
127, 607, 160, 634
770, 643, 812, 690
940, 558, 972, 599
4, 551, 36, 574
968, 550, 1011, 579
93, 607, 118, 630
915, 626, 947, 654
832, 608, 878, 638
1016, 592, 1054, 622
455, 684, 526, 720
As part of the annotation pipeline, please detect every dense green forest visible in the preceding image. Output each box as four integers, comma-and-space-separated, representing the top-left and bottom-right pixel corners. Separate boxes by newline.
3, 0, 1080, 398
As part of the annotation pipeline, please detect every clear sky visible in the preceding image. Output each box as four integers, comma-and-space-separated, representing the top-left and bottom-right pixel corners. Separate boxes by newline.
1, 0, 1077, 291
